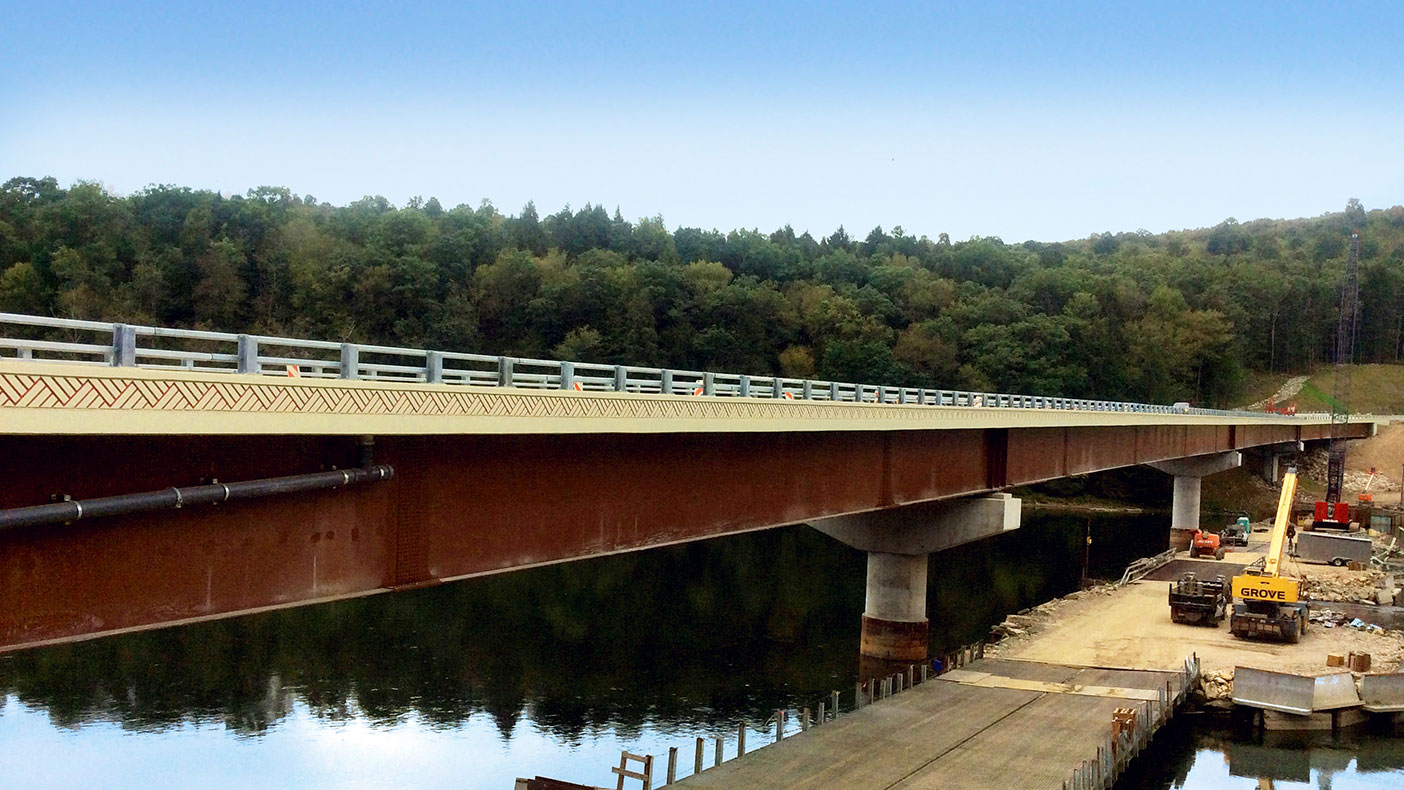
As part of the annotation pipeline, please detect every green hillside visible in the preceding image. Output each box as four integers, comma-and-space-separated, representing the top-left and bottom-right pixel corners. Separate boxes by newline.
1287, 364, 1404, 416
3, 179, 1403, 409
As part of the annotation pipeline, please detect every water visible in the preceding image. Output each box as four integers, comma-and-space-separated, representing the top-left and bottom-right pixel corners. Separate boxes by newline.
1, 508, 1369, 789
1116, 714, 1404, 789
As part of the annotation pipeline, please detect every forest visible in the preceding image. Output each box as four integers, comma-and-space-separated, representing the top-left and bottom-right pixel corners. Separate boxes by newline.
2, 176, 1402, 407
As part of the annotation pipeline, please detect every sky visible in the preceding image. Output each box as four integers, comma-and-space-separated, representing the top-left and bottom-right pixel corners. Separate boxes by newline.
2, 1, 1402, 242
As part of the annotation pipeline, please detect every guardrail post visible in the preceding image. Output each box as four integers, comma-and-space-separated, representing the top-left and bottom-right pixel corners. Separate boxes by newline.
497, 356, 513, 387
666, 747, 677, 784
613, 365, 628, 392
831, 690, 840, 716
237, 334, 258, 374
559, 361, 575, 390
660, 369, 674, 394
738, 374, 750, 397
830, 381, 840, 401
703, 372, 716, 396
772, 377, 784, 398
425, 351, 443, 384
694, 738, 704, 775
802, 380, 813, 400
775, 710, 785, 741
111, 323, 136, 367
714, 737, 722, 767
339, 343, 359, 380
737, 722, 746, 756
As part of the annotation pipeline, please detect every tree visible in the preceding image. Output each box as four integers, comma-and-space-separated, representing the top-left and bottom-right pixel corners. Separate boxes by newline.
192, 239, 248, 328
0, 262, 47, 313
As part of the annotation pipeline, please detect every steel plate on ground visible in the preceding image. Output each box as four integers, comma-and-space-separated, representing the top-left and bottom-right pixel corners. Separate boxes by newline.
1143, 559, 1249, 582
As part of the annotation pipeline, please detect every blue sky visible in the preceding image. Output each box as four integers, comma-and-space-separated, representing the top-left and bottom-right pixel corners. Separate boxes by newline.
3, 1, 1401, 241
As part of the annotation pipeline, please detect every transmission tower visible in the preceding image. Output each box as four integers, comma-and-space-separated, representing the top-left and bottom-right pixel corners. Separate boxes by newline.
1325, 230, 1361, 504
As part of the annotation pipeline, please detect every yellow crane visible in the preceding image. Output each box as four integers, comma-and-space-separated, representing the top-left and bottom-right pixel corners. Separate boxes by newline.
1230, 465, 1309, 642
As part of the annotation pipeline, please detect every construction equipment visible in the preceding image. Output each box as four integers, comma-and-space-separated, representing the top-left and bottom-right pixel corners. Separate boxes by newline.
1358, 467, 1378, 504
1221, 516, 1251, 547
1314, 229, 1362, 531
1231, 465, 1309, 643
1187, 528, 1227, 560
1168, 572, 1228, 626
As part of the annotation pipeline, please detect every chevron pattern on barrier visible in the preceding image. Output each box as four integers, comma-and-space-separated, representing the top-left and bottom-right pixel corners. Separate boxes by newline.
0, 371, 958, 423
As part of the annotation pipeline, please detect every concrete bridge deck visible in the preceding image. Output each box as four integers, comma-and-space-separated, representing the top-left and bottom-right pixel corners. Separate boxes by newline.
673, 658, 1190, 790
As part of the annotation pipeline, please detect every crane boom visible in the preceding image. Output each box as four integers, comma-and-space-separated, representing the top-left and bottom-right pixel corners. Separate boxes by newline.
1263, 466, 1298, 578
1230, 464, 1308, 642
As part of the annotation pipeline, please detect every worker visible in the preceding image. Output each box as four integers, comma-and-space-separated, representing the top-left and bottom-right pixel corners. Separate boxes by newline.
1286, 523, 1297, 555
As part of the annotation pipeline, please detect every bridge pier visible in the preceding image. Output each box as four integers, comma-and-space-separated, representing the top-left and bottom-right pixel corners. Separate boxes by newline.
1250, 441, 1304, 485
1148, 452, 1241, 550
811, 494, 1021, 673
860, 552, 929, 662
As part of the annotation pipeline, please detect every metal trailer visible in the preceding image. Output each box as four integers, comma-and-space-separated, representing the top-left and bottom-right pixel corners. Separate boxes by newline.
1295, 530, 1374, 567
1168, 573, 1228, 626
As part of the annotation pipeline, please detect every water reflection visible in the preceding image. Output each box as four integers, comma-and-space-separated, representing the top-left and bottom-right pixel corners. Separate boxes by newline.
1, 511, 1166, 786
1117, 716, 1404, 789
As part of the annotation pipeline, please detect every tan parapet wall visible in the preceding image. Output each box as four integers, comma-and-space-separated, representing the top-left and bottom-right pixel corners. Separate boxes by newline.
0, 359, 1366, 436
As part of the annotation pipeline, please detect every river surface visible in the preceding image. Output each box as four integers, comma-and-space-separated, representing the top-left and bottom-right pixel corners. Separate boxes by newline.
1117, 714, 1404, 789
0, 509, 1397, 788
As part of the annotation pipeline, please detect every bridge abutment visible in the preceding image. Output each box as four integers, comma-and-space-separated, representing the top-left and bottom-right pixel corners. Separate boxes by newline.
811, 494, 1021, 670
1148, 452, 1241, 550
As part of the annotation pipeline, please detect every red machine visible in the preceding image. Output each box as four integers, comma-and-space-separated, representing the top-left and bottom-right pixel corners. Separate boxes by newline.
1188, 529, 1227, 561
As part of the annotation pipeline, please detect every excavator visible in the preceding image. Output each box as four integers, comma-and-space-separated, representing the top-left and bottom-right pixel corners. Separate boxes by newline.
1230, 464, 1309, 643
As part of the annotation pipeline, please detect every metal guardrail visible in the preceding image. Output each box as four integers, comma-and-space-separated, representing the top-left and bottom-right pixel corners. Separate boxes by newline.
1118, 549, 1178, 587
0, 312, 1317, 418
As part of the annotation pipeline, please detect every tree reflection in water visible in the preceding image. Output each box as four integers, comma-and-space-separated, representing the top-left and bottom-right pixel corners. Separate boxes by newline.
0, 511, 1164, 741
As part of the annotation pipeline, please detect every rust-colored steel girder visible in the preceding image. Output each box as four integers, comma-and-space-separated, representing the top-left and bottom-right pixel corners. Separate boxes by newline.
0, 420, 1374, 653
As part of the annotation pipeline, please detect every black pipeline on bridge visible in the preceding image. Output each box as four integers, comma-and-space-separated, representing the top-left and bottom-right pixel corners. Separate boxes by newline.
0, 465, 395, 532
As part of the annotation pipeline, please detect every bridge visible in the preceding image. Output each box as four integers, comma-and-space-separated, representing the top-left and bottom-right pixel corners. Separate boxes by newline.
0, 313, 1375, 663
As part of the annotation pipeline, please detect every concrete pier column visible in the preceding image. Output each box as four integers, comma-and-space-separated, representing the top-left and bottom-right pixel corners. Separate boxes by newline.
1262, 452, 1280, 486
810, 493, 1021, 668
1169, 474, 1202, 550
1148, 452, 1241, 550
860, 551, 929, 661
